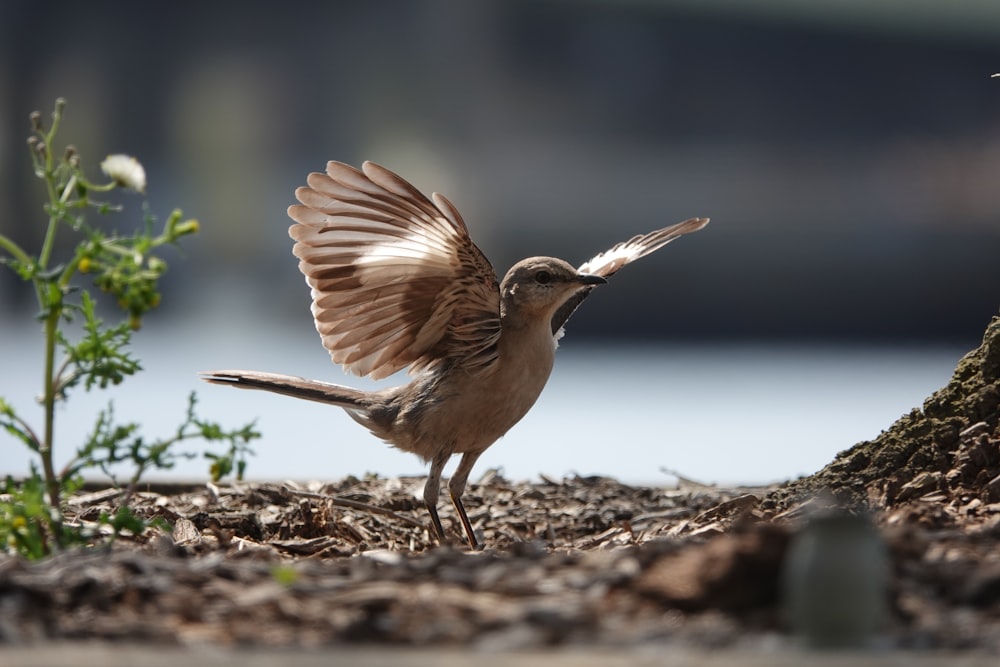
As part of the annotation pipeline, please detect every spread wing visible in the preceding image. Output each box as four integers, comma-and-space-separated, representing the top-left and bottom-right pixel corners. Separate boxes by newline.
550, 217, 709, 336
288, 161, 501, 380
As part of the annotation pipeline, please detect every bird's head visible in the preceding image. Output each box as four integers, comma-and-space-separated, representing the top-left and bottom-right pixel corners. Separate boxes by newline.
500, 257, 606, 321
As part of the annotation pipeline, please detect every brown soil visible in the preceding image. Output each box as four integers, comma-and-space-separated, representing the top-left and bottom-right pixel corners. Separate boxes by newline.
1, 316, 999, 651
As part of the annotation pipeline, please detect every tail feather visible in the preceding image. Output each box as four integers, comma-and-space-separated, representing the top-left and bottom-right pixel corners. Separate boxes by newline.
200, 370, 369, 409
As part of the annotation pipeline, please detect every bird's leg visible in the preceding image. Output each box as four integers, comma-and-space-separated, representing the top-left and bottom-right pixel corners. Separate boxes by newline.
423, 452, 450, 545
448, 451, 484, 550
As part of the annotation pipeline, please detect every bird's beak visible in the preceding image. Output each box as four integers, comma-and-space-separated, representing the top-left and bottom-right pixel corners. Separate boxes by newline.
575, 273, 607, 286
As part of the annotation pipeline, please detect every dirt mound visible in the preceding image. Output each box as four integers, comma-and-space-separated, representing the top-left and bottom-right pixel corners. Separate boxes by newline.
765, 314, 1000, 522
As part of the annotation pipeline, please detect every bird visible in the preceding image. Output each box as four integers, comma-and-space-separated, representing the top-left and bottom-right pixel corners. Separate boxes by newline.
202, 160, 708, 549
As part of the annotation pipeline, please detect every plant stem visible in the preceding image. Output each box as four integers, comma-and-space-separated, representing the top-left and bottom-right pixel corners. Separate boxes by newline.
0, 233, 44, 307
36, 103, 64, 277
40, 304, 62, 513
34, 101, 68, 520
0, 234, 32, 267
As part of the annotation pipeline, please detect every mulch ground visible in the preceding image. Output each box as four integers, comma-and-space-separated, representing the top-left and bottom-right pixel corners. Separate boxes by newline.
2, 317, 999, 651
0, 470, 996, 651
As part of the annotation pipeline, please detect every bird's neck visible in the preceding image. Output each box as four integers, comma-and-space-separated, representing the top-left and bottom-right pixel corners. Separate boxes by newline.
497, 305, 559, 384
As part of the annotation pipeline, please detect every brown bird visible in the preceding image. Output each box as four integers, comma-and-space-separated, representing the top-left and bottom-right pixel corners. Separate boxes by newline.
202, 161, 707, 548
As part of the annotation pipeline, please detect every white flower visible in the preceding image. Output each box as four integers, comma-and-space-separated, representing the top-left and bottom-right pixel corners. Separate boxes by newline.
100, 154, 146, 194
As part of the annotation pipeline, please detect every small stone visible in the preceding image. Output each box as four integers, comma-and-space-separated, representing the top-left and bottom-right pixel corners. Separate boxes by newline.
896, 471, 944, 502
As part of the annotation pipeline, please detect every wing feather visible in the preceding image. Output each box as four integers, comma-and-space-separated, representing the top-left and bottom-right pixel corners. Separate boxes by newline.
288, 161, 501, 380
550, 217, 709, 335
578, 217, 709, 278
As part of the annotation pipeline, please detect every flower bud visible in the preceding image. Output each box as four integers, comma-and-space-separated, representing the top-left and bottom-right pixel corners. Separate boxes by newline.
173, 219, 200, 237
65, 145, 80, 168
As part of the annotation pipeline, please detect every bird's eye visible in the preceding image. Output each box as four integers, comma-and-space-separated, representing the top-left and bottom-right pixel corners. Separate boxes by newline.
534, 270, 552, 285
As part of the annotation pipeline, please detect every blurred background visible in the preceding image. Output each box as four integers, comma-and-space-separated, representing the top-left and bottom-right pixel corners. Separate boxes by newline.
1, 0, 998, 486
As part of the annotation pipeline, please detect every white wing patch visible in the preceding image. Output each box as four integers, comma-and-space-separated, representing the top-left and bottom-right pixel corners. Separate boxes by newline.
577, 217, 709, 278
578, 242, 645, 276
353, 236, 442, 264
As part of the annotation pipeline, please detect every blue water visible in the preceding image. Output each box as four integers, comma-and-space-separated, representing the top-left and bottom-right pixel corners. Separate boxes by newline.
0, 318, 963, 487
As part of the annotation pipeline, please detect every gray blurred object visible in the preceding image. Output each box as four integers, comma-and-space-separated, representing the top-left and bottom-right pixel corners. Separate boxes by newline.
781, 510, 890, 649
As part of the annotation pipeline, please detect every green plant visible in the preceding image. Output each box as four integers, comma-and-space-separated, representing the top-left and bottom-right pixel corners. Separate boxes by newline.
0, 99, 259, 557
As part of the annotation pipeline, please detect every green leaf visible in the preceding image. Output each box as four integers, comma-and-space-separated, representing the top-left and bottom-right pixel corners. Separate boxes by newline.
60, 291, 141, 393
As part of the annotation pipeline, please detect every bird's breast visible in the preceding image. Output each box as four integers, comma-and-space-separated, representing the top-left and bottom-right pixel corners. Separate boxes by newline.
413, 324, 558, 455
460, 324, 558, 449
